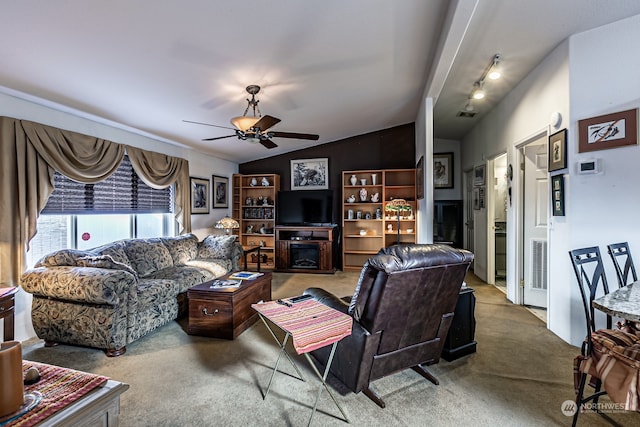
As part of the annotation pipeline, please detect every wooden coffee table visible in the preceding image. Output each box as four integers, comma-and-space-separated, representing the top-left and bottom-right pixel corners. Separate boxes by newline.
187, 272, 272, 339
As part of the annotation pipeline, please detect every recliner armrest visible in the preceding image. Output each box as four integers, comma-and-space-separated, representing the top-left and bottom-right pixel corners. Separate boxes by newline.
304, 287, 350, 315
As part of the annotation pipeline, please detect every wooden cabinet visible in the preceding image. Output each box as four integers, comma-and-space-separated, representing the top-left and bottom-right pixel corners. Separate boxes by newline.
232, 174, 280, 270
275, 226, 337, 273
342, 169, 416, 271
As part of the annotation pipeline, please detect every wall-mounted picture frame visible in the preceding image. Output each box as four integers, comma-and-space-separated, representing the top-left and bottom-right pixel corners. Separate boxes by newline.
474, 164, 486, 186
434, 152, 454, 189
548, 128, 567, 172
291, 158, 329, 190
190, 177, 210, 214
473, 187, 480, 210
551, 174, 565, 216
578, 108, 638, 153
212, 175, 228, 208
479, 186, 485, 209
416, 155, 424, 199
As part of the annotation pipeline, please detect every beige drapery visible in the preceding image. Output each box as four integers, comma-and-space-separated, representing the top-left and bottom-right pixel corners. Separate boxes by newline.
0, 116, 191, 287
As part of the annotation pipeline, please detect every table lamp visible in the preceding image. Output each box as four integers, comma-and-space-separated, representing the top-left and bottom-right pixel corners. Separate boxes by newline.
215, 216, 240, 235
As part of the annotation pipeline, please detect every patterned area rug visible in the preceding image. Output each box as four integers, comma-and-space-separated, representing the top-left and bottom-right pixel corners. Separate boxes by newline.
4, 361, 109, 426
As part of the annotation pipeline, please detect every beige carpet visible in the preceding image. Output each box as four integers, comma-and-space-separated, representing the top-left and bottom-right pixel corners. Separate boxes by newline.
21, 271, 638, 426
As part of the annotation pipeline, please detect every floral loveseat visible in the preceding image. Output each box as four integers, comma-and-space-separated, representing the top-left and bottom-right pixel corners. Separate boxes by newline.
21, 233, 242, 356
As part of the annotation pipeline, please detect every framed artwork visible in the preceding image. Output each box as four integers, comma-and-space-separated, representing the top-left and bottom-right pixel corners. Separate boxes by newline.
416, 155, 424, 199
473, 187, 480, 210
479, 186, 485, 209
291, 158, 329, 190
212, 175, 228, 208
548, 128, 567, 172
578, 108, 638, 153
434, 152, 454, 189
190, 177, 210, 214
551, 174, 565, 216
474, 164, 486, 186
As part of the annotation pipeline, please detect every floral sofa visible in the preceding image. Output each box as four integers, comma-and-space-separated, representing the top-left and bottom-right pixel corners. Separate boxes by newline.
21, 234, 242, 356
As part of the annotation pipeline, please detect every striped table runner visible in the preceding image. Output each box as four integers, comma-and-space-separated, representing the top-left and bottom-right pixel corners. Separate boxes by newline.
252, 299, 352, 354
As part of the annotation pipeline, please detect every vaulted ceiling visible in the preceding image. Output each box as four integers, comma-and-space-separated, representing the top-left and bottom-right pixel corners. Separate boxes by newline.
2, 1, 640, 163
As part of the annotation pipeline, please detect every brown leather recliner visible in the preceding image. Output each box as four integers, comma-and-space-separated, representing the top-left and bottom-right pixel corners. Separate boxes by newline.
305, 243, 474, 408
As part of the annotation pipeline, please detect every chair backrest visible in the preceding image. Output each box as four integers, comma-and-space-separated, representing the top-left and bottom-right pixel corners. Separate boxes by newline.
349, 244, 474, 356
569, 247, 612, 338
607, 242, 637, 288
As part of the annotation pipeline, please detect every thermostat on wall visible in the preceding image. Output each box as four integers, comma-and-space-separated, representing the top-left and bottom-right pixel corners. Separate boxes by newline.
576, 159, 602, 175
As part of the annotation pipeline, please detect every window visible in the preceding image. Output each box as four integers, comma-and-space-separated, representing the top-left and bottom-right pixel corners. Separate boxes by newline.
26, 156, 176, 268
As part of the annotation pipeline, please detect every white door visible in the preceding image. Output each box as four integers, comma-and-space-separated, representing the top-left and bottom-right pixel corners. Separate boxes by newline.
522, 137, 548, 308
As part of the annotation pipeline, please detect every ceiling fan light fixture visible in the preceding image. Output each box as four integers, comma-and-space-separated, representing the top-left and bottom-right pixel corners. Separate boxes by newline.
230, 115, 260, 131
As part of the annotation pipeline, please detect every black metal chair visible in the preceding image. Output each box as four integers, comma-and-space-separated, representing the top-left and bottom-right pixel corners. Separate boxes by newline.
607, 242, 637, 288
568, 247, 610, 427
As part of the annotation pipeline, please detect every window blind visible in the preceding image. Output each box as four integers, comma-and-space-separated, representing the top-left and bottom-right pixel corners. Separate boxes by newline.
42, 156, 173, 214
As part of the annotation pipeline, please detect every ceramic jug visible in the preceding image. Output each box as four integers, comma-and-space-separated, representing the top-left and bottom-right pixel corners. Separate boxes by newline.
0, 341, 24, 417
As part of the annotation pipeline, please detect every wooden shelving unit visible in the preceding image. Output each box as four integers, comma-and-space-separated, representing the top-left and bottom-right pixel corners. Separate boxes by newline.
232, 173, 280, 270
342, 169, 416, 271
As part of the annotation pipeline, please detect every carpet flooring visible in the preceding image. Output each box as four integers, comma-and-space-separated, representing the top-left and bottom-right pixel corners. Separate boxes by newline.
21, 271, 639, 426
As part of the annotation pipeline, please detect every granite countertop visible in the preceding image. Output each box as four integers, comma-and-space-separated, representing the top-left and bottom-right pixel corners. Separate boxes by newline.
593, 282, 640, 322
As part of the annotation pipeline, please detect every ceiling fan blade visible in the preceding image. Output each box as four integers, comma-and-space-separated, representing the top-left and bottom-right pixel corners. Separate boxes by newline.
183, 119, 235, 131
259, 139, 278, 149
253, 115, 281, 131
202, 134, 236, 141
270, 131, 319, 141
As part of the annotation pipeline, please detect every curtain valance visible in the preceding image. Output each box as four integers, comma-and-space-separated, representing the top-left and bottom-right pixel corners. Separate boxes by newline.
0, 116, 191, 287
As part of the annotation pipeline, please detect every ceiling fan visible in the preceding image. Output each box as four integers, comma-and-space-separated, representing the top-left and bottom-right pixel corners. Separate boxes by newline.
184, 85, 319, 149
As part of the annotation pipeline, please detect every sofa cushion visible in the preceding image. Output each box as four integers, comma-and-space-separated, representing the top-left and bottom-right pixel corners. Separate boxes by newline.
136, 279, 180, 310
197, 235, 237, 259
92, 242, 132, 267
184, 259, 232, 278
162, 234, 199, 265
76, 255, 139, 281
123, 238, 174, 277
35, 249, 96, 268
143, 266, 216, 293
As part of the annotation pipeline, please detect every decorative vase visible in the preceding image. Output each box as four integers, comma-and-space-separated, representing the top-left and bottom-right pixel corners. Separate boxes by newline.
359, 188, 368, 202
0, 341, 24, 417
360, 178, 367, 185
371, 174, 377, 185
250, 178, 257, 186
350, 175, 357, 186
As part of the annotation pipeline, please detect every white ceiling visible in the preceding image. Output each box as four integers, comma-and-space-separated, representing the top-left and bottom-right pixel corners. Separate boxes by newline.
2, 1, 640, 163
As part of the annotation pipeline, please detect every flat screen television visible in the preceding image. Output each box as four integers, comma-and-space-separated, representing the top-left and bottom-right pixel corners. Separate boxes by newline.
276, 190, 335, 226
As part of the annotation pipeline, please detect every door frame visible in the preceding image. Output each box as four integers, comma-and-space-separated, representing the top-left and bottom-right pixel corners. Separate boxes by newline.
513, 128, 548, 306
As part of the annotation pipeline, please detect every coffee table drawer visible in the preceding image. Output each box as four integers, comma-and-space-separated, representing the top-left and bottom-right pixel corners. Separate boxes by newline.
187, 298, 233, 337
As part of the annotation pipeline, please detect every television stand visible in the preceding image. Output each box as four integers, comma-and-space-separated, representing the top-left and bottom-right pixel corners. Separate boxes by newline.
275, 225, 337, 273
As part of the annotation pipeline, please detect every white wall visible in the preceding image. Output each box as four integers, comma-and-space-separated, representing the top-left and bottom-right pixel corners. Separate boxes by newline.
461, 14, 640, 346
461, 39, 571, 333
0, 91, 238, 341
565, 14, 640, 345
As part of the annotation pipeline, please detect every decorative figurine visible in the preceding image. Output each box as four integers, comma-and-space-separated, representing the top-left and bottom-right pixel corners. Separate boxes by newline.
261, 177, 269, 186
370, 192, 379, 202
359, 188, 367, 202
347, 195, 356, 203
246, 225, 254, 234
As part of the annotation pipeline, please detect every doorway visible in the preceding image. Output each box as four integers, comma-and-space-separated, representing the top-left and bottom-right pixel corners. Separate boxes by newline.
490, 154, 508, 291
520, 135, 548, 309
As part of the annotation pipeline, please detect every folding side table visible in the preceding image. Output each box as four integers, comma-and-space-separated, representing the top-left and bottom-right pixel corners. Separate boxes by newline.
252, 298, 352, 426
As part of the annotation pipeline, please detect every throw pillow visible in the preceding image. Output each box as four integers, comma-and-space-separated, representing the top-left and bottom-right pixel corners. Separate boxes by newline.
197, 234, 237, 259
76, 255, 139, 280
162, 234, 199, 265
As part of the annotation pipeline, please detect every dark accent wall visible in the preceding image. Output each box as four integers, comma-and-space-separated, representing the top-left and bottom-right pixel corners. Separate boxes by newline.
239, 122, 415, 190
239, 123, 415, 269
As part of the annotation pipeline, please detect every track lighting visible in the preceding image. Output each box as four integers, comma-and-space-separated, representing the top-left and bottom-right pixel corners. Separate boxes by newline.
472, 82, 485, 100
460, 54, 501, 115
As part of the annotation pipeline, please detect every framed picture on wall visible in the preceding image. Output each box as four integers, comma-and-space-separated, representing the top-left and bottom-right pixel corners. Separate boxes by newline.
578, 108, 638, 153
434, 152, 454, 189
551, 174, 565, 216
548, 128, 567, 172
190, 177, 210, 214
291, 158, 329, 190
473, 187, 480, 210
474, 164, 486, 186
212, 175, 228, 208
